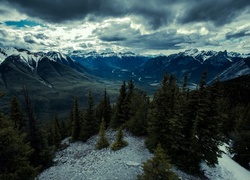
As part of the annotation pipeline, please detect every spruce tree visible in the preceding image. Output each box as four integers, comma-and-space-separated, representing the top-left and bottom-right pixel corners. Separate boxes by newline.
10, 96, 25, 131
126, 88, 149, 136
37, 128, 54, 170
60, 120, 68, 139
96, 119, 110, 149
69, 109, 74, 136
53, 113, 62, 149
111, 128, 128, 150
23, 86, 54, 169
23, 85, 40, 167
80, 90, 98, 141
123, 80, 134, 122
179, 72, 223, 173
111, 81, 127, 129
146, 73, 179, 152
230, 104, 250, 170
137, 144, 179, 180
96, 89, 112, 128
0, 113, 38, 179
71, 98, 81, 141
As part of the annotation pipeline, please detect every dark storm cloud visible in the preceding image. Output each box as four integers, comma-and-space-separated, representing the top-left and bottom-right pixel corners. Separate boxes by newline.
181, 0, 250, 26
226, 29, 250, 39
124, 31, 194, 50
2, 0, 129, 23
100, 36, 127, 42
2, 0, 250, 29
100, 30, 194, 50
93, 20, 140, 42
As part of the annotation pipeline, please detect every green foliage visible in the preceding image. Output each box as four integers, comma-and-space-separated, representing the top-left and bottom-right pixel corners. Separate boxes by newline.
53, 113, 62, 149
80, 90, 99, 141
111, 81, 127, 129
0, 113, 38, 179
146, 73, 181, 152
36, 128, 55, 170
126, 88, 149, 136
145, 72, 224, 174
23, 87, 54, 169
137, 144, 179, 180
96, 88, 112, 128
71, 98, 82, 141
60, 119, 69, 139
10, 96, 26, 131
230, 104, 250, 170
96, 120, 110, 149
111, 128, 128, 151
177, 72, 223, 173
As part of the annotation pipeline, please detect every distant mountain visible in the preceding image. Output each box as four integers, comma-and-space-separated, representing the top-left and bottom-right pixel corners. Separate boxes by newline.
0, 47, 249, 120
0, 48, 118, 121
132, 49, 250, 87
68, 49, 250, 88
213, 57, 250, 82
68, 50, 150, 79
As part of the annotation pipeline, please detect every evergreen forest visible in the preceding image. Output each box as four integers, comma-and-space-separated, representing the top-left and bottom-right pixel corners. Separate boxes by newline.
0, 73, 250, 179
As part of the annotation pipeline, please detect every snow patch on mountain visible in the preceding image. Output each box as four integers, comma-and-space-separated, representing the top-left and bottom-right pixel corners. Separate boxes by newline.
0, 47, 19, 63
215, 59, 250, 81
0, 47, 75, 70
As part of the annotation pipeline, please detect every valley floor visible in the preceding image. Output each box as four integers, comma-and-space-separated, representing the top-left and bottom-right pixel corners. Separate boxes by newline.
38, 131, 250, 180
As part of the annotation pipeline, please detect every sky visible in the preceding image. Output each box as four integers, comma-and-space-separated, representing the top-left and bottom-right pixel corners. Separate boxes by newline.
0, 0, 250, 55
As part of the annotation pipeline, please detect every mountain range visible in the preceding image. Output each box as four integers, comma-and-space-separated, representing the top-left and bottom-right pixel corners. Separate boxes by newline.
0, 47, 249, 120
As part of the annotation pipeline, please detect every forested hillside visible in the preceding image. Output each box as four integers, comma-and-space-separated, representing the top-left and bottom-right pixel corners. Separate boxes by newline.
0, 73, 250, 179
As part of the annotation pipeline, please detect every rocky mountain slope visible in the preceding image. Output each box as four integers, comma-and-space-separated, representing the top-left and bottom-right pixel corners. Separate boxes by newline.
0, 48, 118, 120
0, 47, 249, 120
39, 130, 250, 180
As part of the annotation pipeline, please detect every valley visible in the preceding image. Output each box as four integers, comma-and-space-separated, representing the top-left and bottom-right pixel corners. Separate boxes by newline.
0, 47, 250, 121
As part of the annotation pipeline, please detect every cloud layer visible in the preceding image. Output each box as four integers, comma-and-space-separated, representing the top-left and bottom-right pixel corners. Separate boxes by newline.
3, 0, 250, 28
1, 0, 250, 54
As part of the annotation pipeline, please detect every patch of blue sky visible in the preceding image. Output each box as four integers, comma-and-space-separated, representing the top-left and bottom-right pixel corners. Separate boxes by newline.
5, 19, 44, 28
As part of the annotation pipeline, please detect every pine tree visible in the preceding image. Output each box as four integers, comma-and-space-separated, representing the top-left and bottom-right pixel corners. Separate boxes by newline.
111, 81, 127, 129
71, 98, 82, 141
111, 128, 128, 150
96, 89, 112, 128
10, 96, 25, 131
230, 104, 250, 170
146, 74, 167, 151
0, 113, 38, 179
23, 85, 54, 169
137, 144, 179, 180
179, 72, 223, 173
126, 88, 149, 136
69, 109, 74, 136
37, 128, 54, 170
23, 85, 40, 167
80, 90, 98, 141
53, 113, 62, 149
96, 119, 110, 149
60, 120, 69, 139
146, 73, 179, 152
123, 80, 134, 122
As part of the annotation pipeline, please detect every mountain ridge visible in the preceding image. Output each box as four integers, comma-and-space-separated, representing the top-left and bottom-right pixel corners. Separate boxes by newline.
0, 47, 249, 121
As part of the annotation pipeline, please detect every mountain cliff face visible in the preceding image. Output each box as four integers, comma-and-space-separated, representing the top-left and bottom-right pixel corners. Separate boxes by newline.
142, 49, 249, 85
0, 48, 116, 120
0, 47, 249, 120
